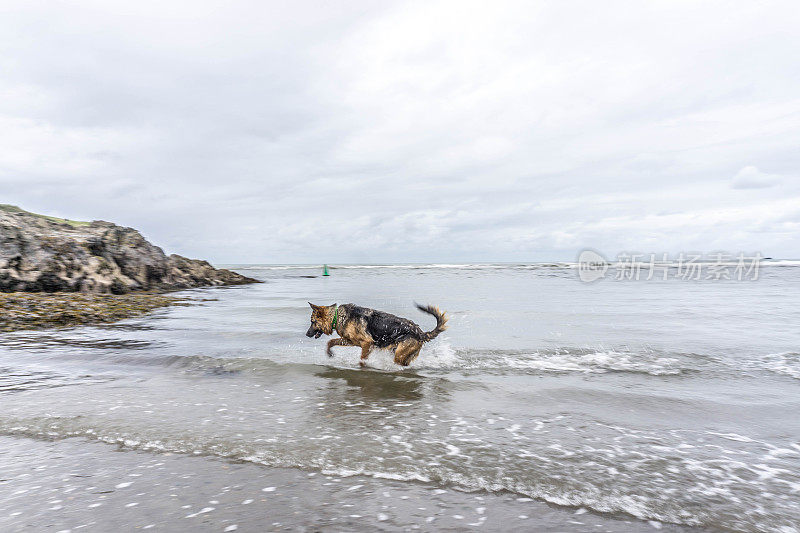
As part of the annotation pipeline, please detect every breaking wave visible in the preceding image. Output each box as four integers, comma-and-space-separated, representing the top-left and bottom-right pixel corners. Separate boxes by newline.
1, 414, 798, 532
753, 352, 800, 380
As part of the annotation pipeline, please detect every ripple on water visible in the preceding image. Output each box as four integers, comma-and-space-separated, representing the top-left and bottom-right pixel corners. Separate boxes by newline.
1, 409, 798, 532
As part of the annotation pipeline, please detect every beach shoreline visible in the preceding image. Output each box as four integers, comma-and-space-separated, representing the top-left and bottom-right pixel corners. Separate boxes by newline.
3, 264, 798, 531
0, 435, 695, 532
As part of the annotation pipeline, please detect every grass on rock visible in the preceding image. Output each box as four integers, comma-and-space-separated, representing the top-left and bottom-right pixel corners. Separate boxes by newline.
0, 204, 91, 227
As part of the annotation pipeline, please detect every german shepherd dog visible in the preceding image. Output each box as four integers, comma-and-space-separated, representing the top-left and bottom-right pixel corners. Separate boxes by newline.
306, 303, 447, 367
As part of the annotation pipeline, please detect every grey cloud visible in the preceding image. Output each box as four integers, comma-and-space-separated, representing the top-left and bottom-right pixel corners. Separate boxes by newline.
1, 1, 799, 263
731, 166, 781, 189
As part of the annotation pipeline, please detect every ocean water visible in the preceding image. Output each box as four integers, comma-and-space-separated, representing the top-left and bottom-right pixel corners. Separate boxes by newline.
1, 264, 799, 532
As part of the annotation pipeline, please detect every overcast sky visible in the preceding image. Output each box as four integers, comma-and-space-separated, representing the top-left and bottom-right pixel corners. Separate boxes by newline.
1, 1, 799, 263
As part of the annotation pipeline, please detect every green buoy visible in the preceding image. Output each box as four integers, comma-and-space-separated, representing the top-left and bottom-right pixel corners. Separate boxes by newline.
323, 264, 330, 276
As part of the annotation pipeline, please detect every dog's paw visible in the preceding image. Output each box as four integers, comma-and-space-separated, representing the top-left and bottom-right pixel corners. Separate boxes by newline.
326, 351, 334, 358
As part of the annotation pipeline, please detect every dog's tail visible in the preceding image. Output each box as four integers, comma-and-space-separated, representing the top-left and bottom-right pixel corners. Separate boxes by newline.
416, 303, 448, 342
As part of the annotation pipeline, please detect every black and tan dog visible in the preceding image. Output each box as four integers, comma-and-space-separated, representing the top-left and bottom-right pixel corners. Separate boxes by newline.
306, 303, 447, 367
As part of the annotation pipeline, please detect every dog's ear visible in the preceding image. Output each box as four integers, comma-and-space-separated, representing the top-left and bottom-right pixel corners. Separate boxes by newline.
329, 303, 337, 308
308, 302, 318, 309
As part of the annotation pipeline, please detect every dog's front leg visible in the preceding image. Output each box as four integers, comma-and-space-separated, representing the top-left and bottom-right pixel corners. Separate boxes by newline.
326, 337, 349, 357
359, 342, 374, 367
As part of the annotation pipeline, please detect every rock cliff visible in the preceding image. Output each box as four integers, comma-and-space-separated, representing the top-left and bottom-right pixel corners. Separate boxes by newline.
0, 204, 259, 293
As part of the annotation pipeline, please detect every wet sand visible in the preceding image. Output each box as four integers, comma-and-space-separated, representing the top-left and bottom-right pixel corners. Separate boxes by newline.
0, 436, 696, 532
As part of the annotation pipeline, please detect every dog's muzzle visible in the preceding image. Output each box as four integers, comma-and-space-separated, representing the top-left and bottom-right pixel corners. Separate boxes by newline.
306, 326, 323, 339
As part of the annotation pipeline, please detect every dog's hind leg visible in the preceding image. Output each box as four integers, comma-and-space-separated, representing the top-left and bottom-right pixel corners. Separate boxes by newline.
326, 337, 350, 357
394, 339, 422, 367
359, 341, 374, 367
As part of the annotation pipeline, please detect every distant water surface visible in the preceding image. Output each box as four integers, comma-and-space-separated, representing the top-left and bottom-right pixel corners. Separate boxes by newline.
1, 263, 799, 532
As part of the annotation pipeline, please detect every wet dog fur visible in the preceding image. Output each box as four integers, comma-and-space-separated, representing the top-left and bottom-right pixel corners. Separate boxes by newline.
306, 303, 447, 367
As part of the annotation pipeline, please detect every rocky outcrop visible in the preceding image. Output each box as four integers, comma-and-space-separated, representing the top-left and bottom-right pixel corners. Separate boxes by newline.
0, 205, 259, 293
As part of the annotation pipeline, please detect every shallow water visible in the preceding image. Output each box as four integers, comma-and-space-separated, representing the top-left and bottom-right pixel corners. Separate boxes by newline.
1, 264, 799, 532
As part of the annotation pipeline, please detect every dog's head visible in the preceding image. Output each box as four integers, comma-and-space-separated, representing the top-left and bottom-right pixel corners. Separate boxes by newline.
306, 302, 336, 338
